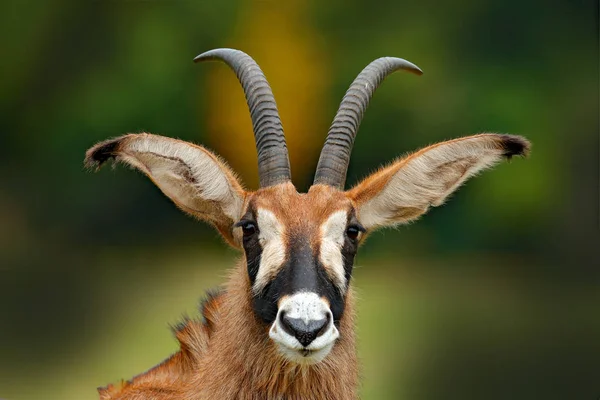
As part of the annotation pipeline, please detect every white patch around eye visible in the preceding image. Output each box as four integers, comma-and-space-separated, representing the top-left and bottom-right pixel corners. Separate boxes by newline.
253, 209, 286, 294
319, 210, 350, 293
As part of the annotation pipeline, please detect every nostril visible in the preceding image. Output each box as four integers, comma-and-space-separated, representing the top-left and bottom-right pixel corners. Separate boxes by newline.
316, 312, 331, 338
279, 311, 295, 337
280, 314, 329, 347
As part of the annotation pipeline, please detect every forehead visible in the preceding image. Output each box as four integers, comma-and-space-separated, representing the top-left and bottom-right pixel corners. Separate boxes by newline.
248, 183, 353, 225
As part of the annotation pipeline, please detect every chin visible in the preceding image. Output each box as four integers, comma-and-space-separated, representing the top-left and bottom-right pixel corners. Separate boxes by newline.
276, 342, 335, 365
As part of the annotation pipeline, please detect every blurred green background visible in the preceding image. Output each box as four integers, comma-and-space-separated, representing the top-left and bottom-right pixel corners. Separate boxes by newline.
0, 0, 598, 399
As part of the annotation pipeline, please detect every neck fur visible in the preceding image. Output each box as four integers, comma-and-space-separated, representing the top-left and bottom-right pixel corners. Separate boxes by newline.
187, 261, 359, 399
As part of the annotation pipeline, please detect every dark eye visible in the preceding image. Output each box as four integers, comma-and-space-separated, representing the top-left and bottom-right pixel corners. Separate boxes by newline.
240, 221, 257, 238
346, 226, 361, 240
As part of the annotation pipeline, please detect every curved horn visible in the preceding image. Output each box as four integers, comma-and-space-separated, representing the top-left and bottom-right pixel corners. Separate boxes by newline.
313, 57, 423, 188
194, 48, 291, 188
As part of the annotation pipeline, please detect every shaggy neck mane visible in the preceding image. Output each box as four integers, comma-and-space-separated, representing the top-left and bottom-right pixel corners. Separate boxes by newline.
99, 260, 358, 400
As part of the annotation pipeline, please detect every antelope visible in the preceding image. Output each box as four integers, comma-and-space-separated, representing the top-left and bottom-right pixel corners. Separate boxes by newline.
85, 48, 530, 400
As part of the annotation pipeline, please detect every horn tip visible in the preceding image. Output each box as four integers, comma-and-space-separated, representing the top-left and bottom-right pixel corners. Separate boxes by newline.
386, 57, 423, 75
193, 48, 240, 63
404, 60, 423, 75
193, 52, 210, 63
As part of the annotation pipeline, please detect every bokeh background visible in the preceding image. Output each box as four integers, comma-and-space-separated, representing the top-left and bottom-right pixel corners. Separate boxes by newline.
1, 0, 598, 399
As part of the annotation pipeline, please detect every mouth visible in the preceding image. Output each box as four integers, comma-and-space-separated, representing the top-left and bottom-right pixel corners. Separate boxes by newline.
269, 321, 339, 364
274, 341, 335, 365
300, 348, 314, 357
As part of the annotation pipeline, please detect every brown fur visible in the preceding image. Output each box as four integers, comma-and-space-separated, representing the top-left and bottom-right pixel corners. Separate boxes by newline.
253, 184, 354, 249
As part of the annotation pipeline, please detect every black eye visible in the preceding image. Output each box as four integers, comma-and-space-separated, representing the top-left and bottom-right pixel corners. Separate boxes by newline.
346, 226, 361, 240
240, 221, 257, 238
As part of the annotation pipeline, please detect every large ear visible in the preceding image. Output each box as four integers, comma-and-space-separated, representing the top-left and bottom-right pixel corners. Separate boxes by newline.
85, 133, 246, 247
347, 134, 530, 229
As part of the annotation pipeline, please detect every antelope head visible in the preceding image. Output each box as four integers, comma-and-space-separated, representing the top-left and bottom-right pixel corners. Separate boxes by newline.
85, 49, 529, 366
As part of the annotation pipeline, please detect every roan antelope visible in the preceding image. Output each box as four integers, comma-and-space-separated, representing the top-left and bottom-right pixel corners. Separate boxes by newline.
85, 48, 530, 400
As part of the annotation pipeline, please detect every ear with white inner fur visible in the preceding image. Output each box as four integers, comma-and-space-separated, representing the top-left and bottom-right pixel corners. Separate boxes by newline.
347, 134, 530, 229
85, 133, 246, 247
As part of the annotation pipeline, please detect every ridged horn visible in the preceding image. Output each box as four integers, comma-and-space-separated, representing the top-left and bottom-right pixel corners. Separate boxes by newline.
194, 48, 291, 188
313, 57, 423, 188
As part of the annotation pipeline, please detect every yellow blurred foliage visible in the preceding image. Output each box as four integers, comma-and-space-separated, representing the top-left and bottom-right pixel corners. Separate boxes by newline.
205, 0, 330, 189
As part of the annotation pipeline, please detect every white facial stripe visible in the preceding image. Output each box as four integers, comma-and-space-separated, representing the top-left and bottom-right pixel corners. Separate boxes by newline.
319, 210, 349, 293
269, 292, 339, 365
253, 208, 286, 294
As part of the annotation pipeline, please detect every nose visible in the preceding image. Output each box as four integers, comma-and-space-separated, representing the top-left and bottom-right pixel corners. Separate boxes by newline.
280, 312, 330, 347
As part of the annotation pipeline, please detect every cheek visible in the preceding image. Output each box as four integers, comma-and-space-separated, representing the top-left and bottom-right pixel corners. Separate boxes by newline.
319, 211, 350, 292
253, 235, 285, 295
252, 282, 279, 323
244, 240, 281, 324
251, 208, 286, 295
243, 237, 262, 285
251, 268, 291, 324
341, 240, 358, 284
319, 237, 346, 293
323, 241, 357, 322
313, 262, 347, 323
